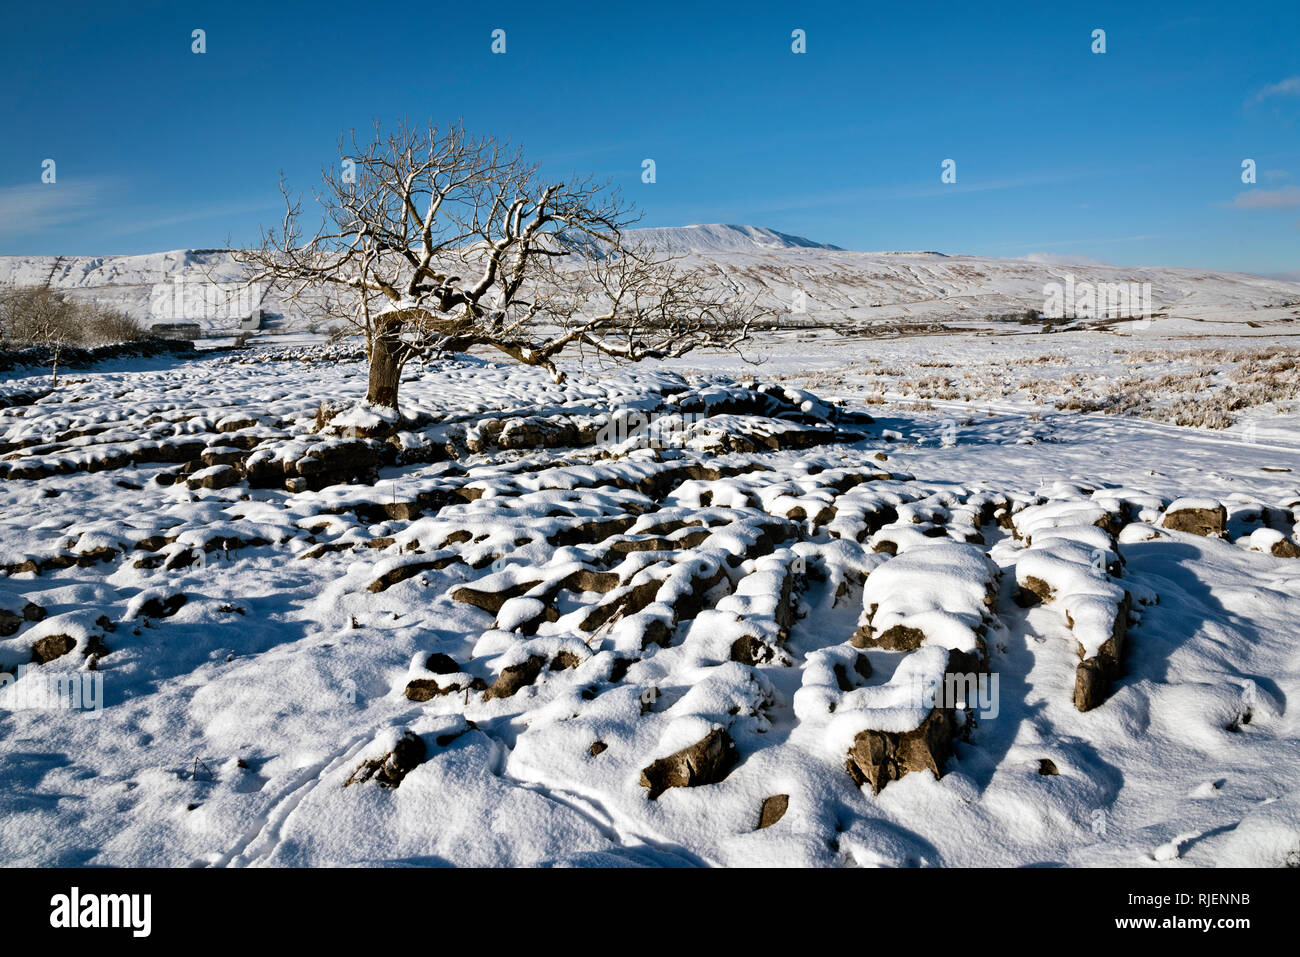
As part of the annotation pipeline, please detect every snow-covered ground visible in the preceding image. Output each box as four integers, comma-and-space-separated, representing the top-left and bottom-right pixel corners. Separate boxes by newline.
1, 324, 1298, 867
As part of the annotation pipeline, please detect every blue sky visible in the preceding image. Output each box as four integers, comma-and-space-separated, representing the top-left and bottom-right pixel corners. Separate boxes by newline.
1, 0, 1297, 274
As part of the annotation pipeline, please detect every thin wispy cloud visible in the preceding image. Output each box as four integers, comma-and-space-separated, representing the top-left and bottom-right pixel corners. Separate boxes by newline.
103, 201, 282, 237
1018, 252, 1113, 267
1230, 185, 1300, 209
1247, 75, 1300, 105
0, 180, 111, 238
682, 168, 1101, 220
998, 234, 1161, 250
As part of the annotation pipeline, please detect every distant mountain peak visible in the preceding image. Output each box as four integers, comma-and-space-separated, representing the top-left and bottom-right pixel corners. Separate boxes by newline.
623, 224, 843, 253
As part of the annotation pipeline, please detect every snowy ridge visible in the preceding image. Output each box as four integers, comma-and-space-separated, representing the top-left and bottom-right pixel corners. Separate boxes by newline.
623, 223, 843, 253
1, 230, 1298, 336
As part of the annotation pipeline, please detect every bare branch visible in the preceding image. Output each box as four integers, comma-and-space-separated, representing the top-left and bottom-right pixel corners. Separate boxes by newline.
232, 119, 765, 408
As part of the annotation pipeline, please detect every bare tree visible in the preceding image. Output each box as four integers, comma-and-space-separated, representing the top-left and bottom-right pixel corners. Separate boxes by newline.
234, 120, 764, 412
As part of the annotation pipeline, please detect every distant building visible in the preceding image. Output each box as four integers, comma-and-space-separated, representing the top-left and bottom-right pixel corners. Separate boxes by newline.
149, 322, 202, 341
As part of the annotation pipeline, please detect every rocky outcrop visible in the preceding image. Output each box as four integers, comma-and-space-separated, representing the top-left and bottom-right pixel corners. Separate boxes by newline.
1161, 500, 1226, 537
481, 654, 547, 701
845, 708, 954, 795
758, 793, 789, 828
404, 675, 486, 701
640, 728, 738, 799
1072, 592, 1132, 712
344, 731, 426, 789
139, 593, 187, 619
30, 634, 76, 664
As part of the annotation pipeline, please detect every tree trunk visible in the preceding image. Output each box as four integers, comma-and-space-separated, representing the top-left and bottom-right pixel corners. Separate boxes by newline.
367, 317, 403, 409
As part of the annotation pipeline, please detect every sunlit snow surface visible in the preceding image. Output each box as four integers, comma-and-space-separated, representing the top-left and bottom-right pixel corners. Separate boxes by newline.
1, 333, 1299, 868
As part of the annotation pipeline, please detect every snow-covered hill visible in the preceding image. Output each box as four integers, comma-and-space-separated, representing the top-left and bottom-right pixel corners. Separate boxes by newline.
624, 223, 843, 253
0, 250, 257, 333
2, 228, 1298, 337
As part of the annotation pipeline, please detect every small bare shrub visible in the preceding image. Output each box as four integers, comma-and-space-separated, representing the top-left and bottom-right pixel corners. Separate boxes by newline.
82, 304, 146, 346
0, 286, 144, 348
0, 286, 146, 385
